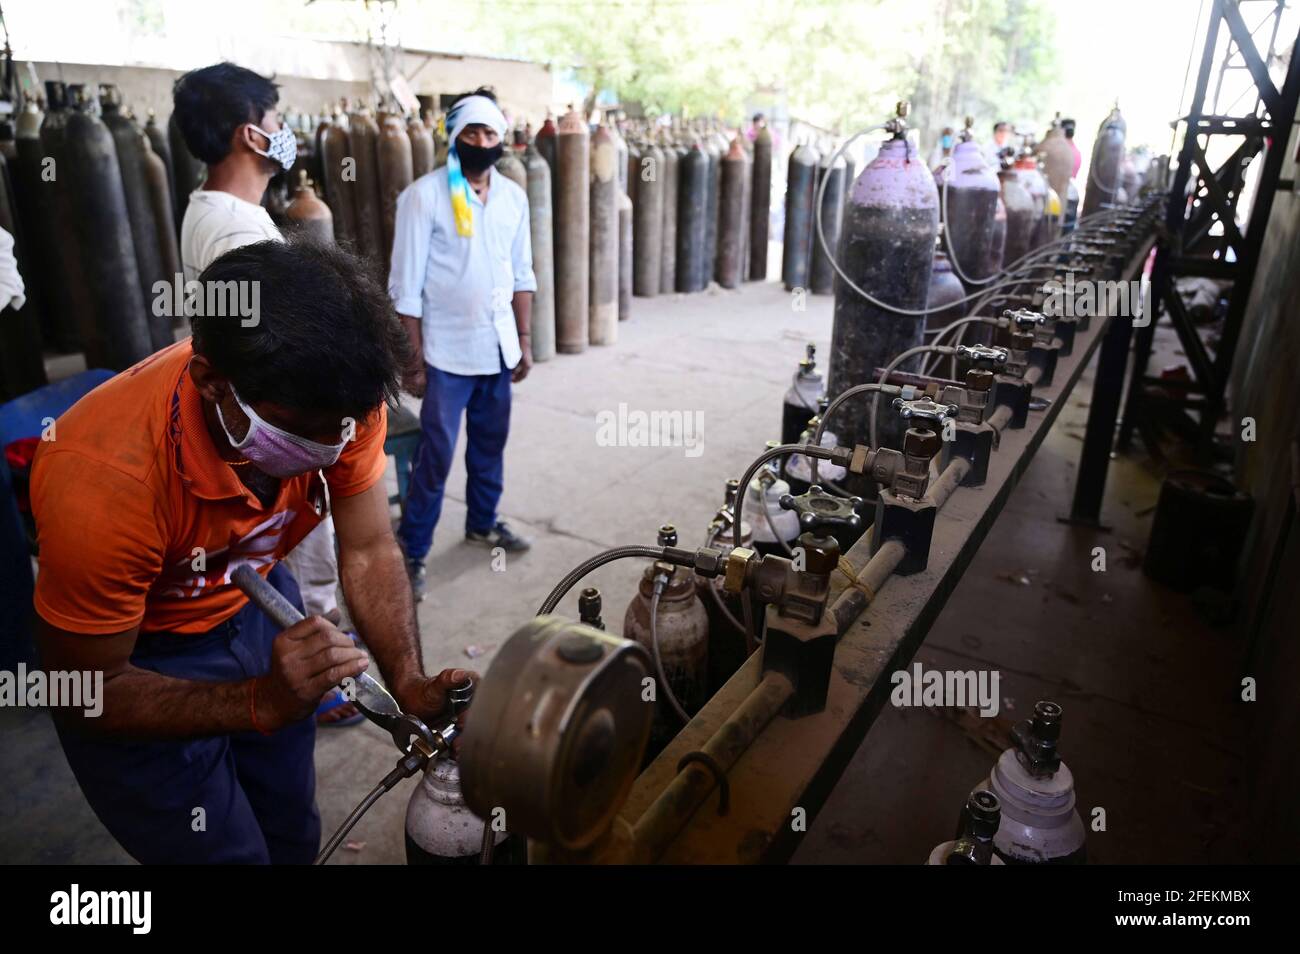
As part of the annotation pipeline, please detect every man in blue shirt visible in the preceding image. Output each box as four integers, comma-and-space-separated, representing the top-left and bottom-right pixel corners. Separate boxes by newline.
389, 88, 536, 599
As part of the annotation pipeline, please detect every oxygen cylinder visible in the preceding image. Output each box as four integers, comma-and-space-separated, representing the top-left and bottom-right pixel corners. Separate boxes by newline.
633, 141, 663, 296
715, 138, 747, 289
554, 109, 590, 353
1064, 180, 1080, 232
999, 164, 1036, 273
986, 194, 1008, 278
15, 92, 77, 353
346, 108, 385, 269
926, 250, 965, 331
377, 113, 413, 269
142, 138, 181, 283
675, 141, 707, 293
658, 137, 679, 293
747, 462, 801, 557
535, 114, 557, 192
64, 89, 153, 370
941, 137, 1000, 291
524, 145, 556, 362
1037, 118, 1073, 213
749, 126, 772, 281
609, 122, 629, 196
927, 790, 1005, 865
737, 138, 752, 283
0, 141, 47, 397
404, 757, 508, 865
1037, 185, 1062, 248
320, 117, 358, 249
781, 143, 818, 290
808, 151, 845, 295
408, 116, 435, 179
977, 701, 1087, 864
618, 192, 632, 321
626, 138, 640, 213
784, 418, 847, 498
828, 119, 939, 453
1013, 149, 1048, 251
495, 149, 527, 191
167, 110, 205, 233
143, 110, 176, 218
100, 88, 170, 351
702, 134, 721, 285
589, 125, 619, 346
1081, 105, 1126, 218
782, 343, 825, 444
285, 171, 335, 245
623, 525, 709, 760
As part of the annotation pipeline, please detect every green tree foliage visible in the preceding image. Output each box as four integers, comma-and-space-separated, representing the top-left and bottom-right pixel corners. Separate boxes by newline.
455, 0, 1060, 142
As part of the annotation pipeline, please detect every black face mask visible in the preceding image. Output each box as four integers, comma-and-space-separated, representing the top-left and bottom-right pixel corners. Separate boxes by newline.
457, 141, 503, 174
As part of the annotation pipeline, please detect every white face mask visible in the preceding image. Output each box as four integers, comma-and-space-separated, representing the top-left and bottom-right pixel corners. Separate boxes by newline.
215, 385, 347, 478
248, 123, 297, 171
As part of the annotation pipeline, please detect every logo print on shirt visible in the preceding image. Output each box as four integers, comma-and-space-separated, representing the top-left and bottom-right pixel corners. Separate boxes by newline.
159, 510, 296, 598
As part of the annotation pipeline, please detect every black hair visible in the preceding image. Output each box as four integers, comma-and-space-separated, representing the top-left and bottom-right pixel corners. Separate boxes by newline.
191, 236, 410, 421
1062, 118, 1077, 138
451, 86, 498, 108
173, 62, 279, 165
993, 121, 1010, 134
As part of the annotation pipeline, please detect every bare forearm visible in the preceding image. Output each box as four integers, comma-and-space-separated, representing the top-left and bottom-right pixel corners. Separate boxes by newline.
340, 539, 424, 694
400, 313, 423, 369
67, 669, 257, 741
512, 291, 532, 338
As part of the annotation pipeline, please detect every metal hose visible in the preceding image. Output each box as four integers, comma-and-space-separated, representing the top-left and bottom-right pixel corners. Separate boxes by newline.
536, 545, 665, 616
649, 581, 690, 724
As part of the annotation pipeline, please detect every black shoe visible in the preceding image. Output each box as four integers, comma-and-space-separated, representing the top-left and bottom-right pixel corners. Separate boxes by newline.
466, 521, 532, 553
405, 558, 426, 602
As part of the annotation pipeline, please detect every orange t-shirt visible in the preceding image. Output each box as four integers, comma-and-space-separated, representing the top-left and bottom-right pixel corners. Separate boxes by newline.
31, 340, 389, 635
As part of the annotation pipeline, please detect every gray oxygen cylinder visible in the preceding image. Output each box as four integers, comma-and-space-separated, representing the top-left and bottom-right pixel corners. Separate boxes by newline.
405, 758, 509, 865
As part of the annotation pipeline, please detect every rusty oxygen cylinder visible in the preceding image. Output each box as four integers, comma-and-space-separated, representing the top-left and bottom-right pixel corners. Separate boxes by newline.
738, 137, 752, 283
610, 123, 629, 196
0, 132, 48, 397
524, 144, 556, 362
658, 135, 679, 294
1037, 115, 1073, 214
715, 138, 747, 289
167, 109, 205, 234
633, 140, 663, 296
749, 125, 772, 281
286, 170, 335, 245
675, 140, 707, 293
828, 105, 939, 454
942, 130, 1000, 292
408, 115, 435, 179
554, 108, 590, 353
809, 150, 845, 296
589, 125, 619, 346
535, 114, 557, 191
781, 143, 818, 291
143, 110, 176, 220
999, 163, 1035, 273
100, 87, 171, 351
64, 88, 153, 370
346, 108, 385, 270
15, 90, 76, 354
618, 191, 633, 321
377, 113, 413, 272
320, 114, 358, 249
142, 137, 181, 285
495, 149, 527, 191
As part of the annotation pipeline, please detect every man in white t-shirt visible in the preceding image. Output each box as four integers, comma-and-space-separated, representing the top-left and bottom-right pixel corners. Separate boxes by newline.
173, 62, 355, 726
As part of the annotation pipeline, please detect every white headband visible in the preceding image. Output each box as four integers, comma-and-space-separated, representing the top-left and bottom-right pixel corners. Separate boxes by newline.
447, 95, 507, 144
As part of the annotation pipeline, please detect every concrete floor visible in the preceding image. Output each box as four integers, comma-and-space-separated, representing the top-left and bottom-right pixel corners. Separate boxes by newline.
0, 277, 1247, 864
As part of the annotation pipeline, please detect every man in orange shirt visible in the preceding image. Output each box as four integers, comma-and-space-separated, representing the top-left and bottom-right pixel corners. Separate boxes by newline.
31, 238, 470, 864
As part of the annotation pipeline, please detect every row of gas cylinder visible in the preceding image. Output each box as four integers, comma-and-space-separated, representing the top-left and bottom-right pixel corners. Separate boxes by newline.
0, 81, 197, 396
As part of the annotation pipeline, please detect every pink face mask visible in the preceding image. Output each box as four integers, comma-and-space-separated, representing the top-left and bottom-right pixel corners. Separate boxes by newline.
215, 385, 346, 478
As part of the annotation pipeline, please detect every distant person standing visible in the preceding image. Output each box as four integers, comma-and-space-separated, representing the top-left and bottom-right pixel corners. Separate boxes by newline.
1061, 118, 1082, 177
982, 121, 1013, 168
388, 88, 536, 600
929, 126, 955, 171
